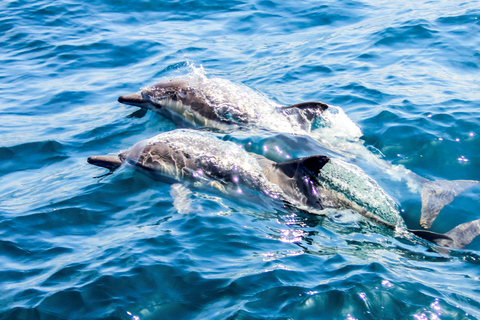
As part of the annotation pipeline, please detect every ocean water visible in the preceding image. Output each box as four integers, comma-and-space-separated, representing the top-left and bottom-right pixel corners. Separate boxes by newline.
2, 0, 480, 319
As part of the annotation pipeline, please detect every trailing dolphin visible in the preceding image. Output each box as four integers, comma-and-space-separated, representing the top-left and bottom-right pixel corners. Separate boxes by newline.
88, 129, 480, 249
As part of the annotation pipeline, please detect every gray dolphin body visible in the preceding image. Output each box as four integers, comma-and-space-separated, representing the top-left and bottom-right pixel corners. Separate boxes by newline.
88, 130, 480, 249
118, 79, 328, 130
119, 79, 232, 129
89, 130, 288, 201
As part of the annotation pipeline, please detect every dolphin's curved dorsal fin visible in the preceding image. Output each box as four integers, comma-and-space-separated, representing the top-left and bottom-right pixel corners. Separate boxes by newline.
282, 102, 329, 112
274, 155, 330, 178
264, 155, 330, 210
420, 180, 479, 229
281, 102, 329, 123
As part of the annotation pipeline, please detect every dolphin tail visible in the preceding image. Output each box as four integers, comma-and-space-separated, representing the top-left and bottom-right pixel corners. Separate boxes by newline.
410, 219, 480, 249
420, 180, 479, 229
87, 155, 123, 171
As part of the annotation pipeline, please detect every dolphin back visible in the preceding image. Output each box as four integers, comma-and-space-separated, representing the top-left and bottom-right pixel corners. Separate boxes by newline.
315, 158, 403, 226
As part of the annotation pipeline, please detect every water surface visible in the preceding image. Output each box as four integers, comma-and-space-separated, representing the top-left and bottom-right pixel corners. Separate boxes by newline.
1, 0, 480, 319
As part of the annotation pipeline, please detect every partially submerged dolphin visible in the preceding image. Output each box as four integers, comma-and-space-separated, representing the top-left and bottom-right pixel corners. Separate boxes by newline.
118, 78, 328, 131
88, 130, 480, 249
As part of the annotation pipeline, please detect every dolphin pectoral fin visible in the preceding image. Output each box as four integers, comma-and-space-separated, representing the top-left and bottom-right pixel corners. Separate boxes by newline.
127, 108, 148, 118
282, 102, 329, 112
87, 155, 123, 171
410, 219, 480, 249
420, 180, 479, 229
170, 183, 195, 215
207, 181, 227, 194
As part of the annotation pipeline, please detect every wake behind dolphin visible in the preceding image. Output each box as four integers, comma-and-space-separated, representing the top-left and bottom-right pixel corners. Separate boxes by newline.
88, 129, 480, 249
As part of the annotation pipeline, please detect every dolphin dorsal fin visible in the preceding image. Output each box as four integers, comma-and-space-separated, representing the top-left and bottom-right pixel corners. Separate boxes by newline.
275, 155, 330, 178
282, 102, 329, 112
420, 180, 479, 229
281, 102, 329, 123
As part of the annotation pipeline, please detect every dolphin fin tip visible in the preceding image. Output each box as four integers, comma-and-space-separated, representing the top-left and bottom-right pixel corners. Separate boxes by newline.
412, 219, 480, 249
275, 155, 330, 178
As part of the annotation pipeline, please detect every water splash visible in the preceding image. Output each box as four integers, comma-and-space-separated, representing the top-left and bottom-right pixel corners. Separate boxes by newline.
183, 65, 314, 133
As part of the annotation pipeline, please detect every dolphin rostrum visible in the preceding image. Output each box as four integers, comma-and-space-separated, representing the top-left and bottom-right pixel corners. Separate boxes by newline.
88, 129, 480, 249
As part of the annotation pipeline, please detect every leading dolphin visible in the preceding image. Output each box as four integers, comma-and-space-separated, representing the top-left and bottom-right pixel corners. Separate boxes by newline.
118, 78, 328, 131
88, 129, 480, 249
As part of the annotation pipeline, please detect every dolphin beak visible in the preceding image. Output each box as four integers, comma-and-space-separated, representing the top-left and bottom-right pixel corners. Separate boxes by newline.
87, 155, 123, 170
118, 92, 156, 109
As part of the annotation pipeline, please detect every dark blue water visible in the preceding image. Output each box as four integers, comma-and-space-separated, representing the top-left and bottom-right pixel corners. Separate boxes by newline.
2, 0, 480, 319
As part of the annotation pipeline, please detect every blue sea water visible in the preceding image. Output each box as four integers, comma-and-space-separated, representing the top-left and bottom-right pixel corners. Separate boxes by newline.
2, 0, 480, 319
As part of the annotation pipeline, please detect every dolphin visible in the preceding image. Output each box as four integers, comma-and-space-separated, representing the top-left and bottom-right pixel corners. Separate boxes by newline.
88, 129, 480, 249
118, 78, 329, 130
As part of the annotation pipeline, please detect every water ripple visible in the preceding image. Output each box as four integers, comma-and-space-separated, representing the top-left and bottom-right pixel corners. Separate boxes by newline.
2, 0, 480, 318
